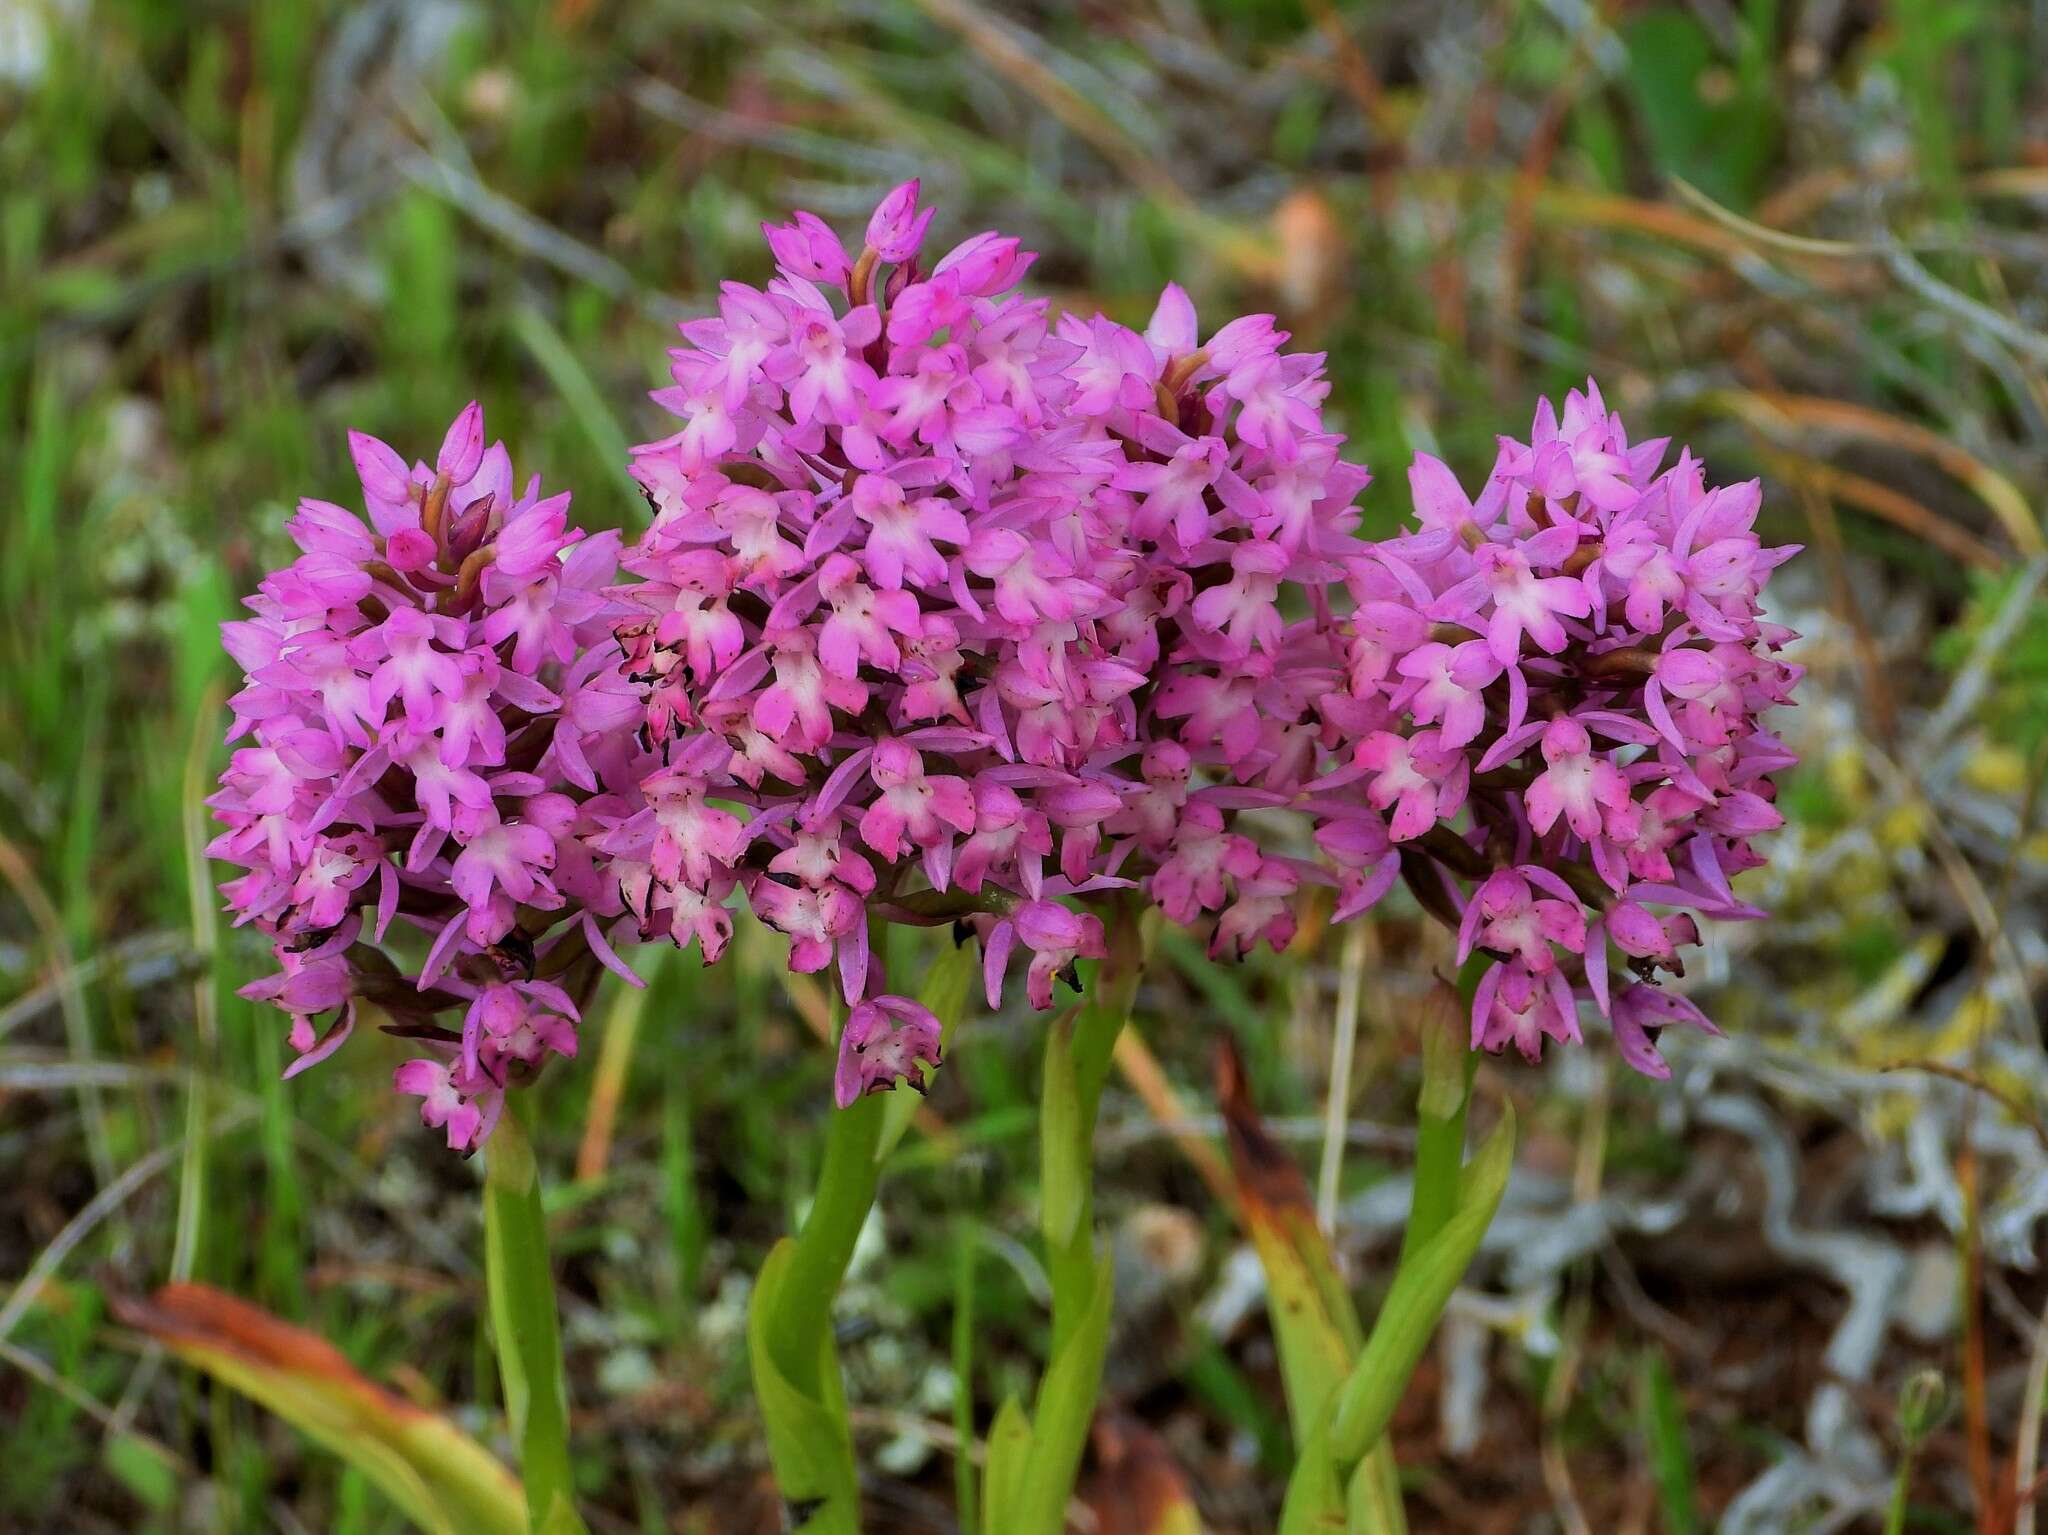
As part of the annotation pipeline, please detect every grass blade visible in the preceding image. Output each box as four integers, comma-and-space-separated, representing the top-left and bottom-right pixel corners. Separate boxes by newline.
1638, 1350, 1702, 1535
952, 1220, 980, 1535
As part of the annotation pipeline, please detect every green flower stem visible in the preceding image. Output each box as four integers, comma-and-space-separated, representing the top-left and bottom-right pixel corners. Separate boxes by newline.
1327, 1104, 1514, 1469
750, 983, 886, 1535
1323, 957, 1512, 1482
768, 1089, 885, 1385
482, 1093, 586, 1534
749, 932, 980, 1533
1008, 908, 1147, 1535
1045, 917, 1143, 1344
1362, 959, 1489, 1532
1276, 957, 1509, 1532
1397, 959, 1486, 1267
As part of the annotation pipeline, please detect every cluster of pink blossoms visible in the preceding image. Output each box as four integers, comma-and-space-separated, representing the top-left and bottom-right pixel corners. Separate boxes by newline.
209, 405, 653, 1149
1324, 384, 1801, 1075
613, 181, 1373, 1103
215, 181, 1802, 1147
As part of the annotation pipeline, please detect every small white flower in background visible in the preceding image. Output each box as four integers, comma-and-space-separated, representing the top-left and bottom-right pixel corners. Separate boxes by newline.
0, 0, 84, 90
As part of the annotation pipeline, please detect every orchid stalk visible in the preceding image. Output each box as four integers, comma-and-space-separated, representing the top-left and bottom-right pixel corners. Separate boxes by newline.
748, 924, 979, 1534
483, 1095, 585, 1534
745, 934, 887, 1535
745, 1051, 884, 1534
1004, 906, 1147, 1535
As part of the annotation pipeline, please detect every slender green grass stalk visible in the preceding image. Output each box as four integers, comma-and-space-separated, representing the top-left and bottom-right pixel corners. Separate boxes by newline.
0, 836, 114, 1191
1885, 1370, 1950, 1535
483, 1094, 586, 1534
661, 1059, 707, 1318
1639, 1350, 1702, 1535
507, 303, 641, 511
173, 684, 224, 1289
952, 1221, 980, 1535
1317, 922, 1369, 1231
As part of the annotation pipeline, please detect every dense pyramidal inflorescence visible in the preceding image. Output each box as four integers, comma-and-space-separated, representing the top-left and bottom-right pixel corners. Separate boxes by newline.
1325, 392, 1801, 1074
214, 180, 1802, 1147
209, 406, 653, 1149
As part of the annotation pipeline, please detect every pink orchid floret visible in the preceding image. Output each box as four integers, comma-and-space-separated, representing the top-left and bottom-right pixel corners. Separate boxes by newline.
834, 994, 944, 1108
211, 404, 653, 1151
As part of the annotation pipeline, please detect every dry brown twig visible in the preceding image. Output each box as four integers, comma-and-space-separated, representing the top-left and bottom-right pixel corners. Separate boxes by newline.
1797, 482, 1900, 743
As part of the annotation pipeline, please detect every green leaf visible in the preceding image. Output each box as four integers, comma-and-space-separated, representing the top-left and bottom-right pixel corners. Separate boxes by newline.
982, 1396, 1035, 1524
537, 1493, 589, 1535
1212, 1033, 1407, 1532
1639, 1350, 1702, 1535
1257, 1214, 1354, 1432
1328, 1108, 1517, 1469
1348, 1444, 1408, 1535
1012, 1257, 1115, 1535
1039, 1017, 1086, 1251
746, 1240, 862, 1534
875, 941, 979, 1164
116, 1285, 524, 1535
1621, 8, 1777, 207
102, 1432, 179, 1512
1214, 1034, 1359, 1429
1275, 1414, 1346, 1535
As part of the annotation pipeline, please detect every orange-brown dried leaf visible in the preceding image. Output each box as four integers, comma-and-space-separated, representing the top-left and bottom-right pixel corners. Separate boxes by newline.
1214, 1036, 1361, 1428
115, 1283, 525, 1535
1080, 1414, 1205, 1535
117, 1283, 417, 1408
1216, 1033, 1318, 1228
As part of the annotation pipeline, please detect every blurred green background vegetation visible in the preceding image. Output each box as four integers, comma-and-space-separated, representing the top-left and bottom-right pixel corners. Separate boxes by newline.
4, 0, 2048, 1530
